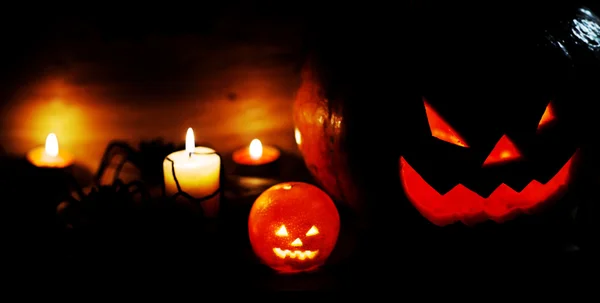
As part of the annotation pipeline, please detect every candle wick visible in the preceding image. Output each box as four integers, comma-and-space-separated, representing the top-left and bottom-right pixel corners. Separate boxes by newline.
189, 152, 192, 158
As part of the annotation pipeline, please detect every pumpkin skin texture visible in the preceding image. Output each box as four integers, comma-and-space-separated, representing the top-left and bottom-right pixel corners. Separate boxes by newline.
295, 3, 600, 239
396, 3, 600, 229
293, 66, 359, 211
293, 34, 406, 218
248, 182, 340, 274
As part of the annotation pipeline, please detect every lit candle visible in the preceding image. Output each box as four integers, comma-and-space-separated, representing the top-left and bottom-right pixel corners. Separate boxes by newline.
26, 133, 74, 168
232, 139, 280, 166
162, 127, 221, 217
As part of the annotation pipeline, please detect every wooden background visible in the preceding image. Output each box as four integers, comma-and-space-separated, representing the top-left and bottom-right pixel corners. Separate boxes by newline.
2, 1, 600, 176
0, 3, 310, 174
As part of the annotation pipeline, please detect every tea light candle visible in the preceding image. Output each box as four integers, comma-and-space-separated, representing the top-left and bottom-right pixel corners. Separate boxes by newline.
233, 139, 280, 166
163, 128, 221, 217
26, 133, 74, 168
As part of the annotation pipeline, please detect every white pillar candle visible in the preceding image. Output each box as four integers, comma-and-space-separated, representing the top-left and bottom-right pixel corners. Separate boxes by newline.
162, 128, 221, 217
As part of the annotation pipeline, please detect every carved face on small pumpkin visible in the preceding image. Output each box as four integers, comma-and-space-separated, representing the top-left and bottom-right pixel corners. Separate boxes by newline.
248, 182, 340, 273
398, 6, 600, 227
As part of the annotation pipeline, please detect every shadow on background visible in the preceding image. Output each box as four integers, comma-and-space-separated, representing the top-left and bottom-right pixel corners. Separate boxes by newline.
2, 0, 599, 288
0, 2, 314, 175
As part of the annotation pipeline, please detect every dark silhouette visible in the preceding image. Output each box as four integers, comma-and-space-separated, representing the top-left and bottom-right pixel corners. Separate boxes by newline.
2, 0, 598, 289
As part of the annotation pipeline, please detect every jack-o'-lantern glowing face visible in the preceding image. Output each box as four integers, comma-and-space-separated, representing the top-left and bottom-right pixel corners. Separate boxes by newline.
397, 6, 600, 227
272, 224, 320, 260
248, 182, 340, 273
400, 99, 579, 227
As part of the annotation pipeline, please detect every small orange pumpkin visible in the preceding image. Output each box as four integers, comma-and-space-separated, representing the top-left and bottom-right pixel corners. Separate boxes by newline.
248, 182, 340, 273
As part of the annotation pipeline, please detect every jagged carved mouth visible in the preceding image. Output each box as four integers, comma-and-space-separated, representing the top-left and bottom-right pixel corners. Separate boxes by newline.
273, 248, 319, 260
400, 151, 577, 226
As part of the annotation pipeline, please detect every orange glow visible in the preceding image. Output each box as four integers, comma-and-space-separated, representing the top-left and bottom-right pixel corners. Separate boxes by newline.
294, 127, 302, 145
291, 238, 303, 246
400, 151, 576, 226
249, 139, 263, 160
3, 77, 101, 171
26, 133, 74, 168
423, 99, 469, 147
45, 133, 59, 157
276, 225, 288, 237
483, 135, 522, 166
232, 139, 280, 165
248, 182, 340, 273
273, 248, 318, 260
21, 97, 86, 151
305, 225, 319, 236
185, 127, 195, 153
4, 72, 297, 174
537, 102, 555, 130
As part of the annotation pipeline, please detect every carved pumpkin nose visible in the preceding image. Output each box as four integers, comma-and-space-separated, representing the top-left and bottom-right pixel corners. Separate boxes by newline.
291, 238, 303, 247
483, 135, 522, 166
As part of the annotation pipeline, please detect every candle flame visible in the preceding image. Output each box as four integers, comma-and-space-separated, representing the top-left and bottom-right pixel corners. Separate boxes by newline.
249, 139, 263, 160
294, 127, 302, 145
185, 127, 195, 154
45, 133, 59, 157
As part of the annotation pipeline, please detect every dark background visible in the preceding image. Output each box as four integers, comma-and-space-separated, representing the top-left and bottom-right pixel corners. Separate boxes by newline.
0, 2, 314, 172
2, 1, 599, 289
2, 1, 600, 168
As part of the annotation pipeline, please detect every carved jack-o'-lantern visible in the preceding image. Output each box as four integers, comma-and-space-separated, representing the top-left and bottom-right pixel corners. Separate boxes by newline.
398, 4, 600, 227
294, 3, 600, 229
248, 182, 340, 273
400, 100, 577, 226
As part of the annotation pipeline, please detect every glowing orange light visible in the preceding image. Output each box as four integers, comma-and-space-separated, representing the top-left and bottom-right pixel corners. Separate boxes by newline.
424, 99, 469, 147
537, 102, 555, 130
400, 150, 576, 227
294, 127, 302, 145
249, 139, 263, 160
291, 238, 303, 247
305, 226, 319, 236
275, 225, 288, 237
233, 138, 280, 166
45, 133, 59, 157
483, 135, 522, 166
248, 182, 340, 273
185, 127, 195, 154
26, 132, 74, 168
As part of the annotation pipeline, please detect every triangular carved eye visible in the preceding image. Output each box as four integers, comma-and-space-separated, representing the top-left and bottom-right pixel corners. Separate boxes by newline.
424, 98, 469, 147
537, 102, 555, 131
305, 226, 319, 236
275, 225, 288, 237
